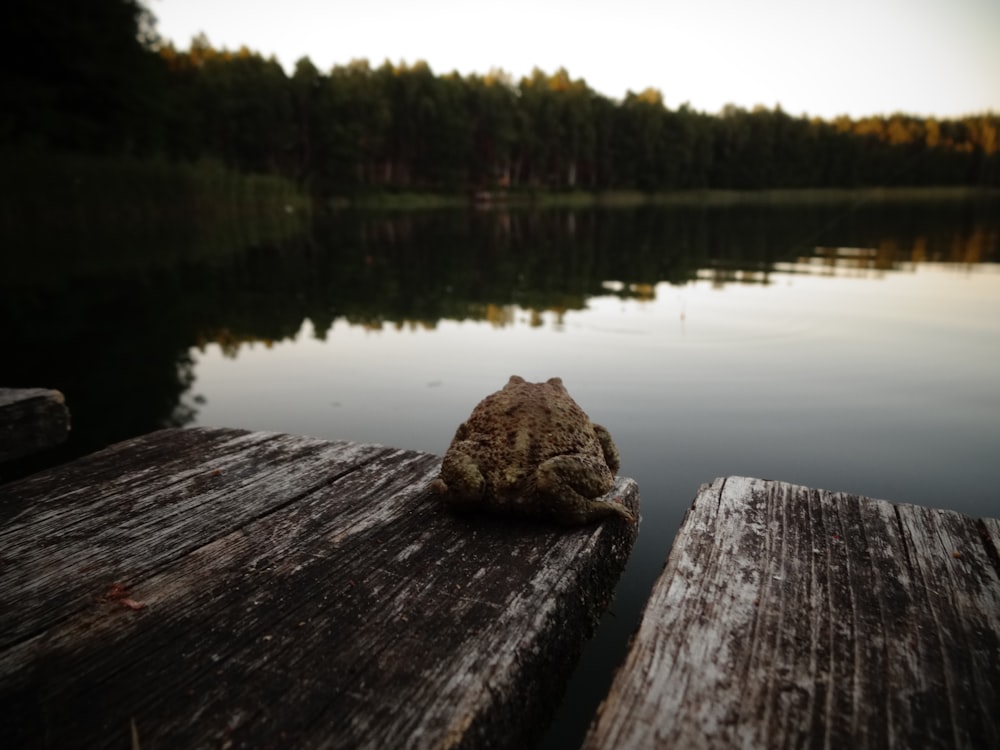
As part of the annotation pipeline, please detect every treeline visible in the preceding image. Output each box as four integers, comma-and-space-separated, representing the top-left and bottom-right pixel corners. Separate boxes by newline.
5, 0, 999, 197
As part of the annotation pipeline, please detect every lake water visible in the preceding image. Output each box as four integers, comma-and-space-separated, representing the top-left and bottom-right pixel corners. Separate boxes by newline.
4, 196, 999, 747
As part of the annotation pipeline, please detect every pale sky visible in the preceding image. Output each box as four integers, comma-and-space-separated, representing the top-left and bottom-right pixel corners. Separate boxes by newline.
150, 0, 999, 120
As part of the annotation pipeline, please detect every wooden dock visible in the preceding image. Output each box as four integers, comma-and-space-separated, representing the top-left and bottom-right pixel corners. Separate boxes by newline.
0, 427, 639, 749
0, 388, 69, 463
583, 476, 1000, 749
2, 412, 998, 749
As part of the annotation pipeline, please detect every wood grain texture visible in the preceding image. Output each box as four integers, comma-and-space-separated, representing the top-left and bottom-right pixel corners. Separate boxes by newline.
583, 476, 1000, 750
0, 427, 639, 749
0, 388, 70, 462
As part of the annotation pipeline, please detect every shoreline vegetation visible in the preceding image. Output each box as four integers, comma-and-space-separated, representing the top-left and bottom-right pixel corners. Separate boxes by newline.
6, 1, 999, 211
1, 151, 311, 274
1, 150, 311, 221
345, 185, 1000, 211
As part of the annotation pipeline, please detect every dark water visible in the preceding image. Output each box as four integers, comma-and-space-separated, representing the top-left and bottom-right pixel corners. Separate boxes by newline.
3, 197, 999, 747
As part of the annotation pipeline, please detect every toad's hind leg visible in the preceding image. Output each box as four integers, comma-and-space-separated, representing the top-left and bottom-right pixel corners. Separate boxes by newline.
593, 423, 621, 475
437, 450, 486, 511
535, 455, 634, 525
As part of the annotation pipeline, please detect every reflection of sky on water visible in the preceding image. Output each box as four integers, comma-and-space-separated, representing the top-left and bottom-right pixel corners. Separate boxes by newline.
190, 261, 1000, 524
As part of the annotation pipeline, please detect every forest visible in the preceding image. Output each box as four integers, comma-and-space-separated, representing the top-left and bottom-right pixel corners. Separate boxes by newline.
5, 0, 999, 199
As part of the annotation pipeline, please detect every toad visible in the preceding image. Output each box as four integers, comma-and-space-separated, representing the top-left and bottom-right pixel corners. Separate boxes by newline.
432, 375, 634, 525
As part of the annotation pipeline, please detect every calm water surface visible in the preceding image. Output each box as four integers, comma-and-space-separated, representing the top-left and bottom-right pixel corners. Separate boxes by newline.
4, 198, 999, 747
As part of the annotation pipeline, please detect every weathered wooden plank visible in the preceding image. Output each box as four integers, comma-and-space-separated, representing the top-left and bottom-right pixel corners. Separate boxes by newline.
0, 427, 639, 749
0, 428, 390, 648
583, 476, 1000, 750
0, 388, 70, 462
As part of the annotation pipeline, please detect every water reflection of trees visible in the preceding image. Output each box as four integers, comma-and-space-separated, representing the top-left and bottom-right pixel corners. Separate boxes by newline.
2, 200, 996, 478
206, 200, 998, 343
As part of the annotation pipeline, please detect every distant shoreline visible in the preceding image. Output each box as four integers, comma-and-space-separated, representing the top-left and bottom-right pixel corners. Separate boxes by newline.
340, 185, 1000, 211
